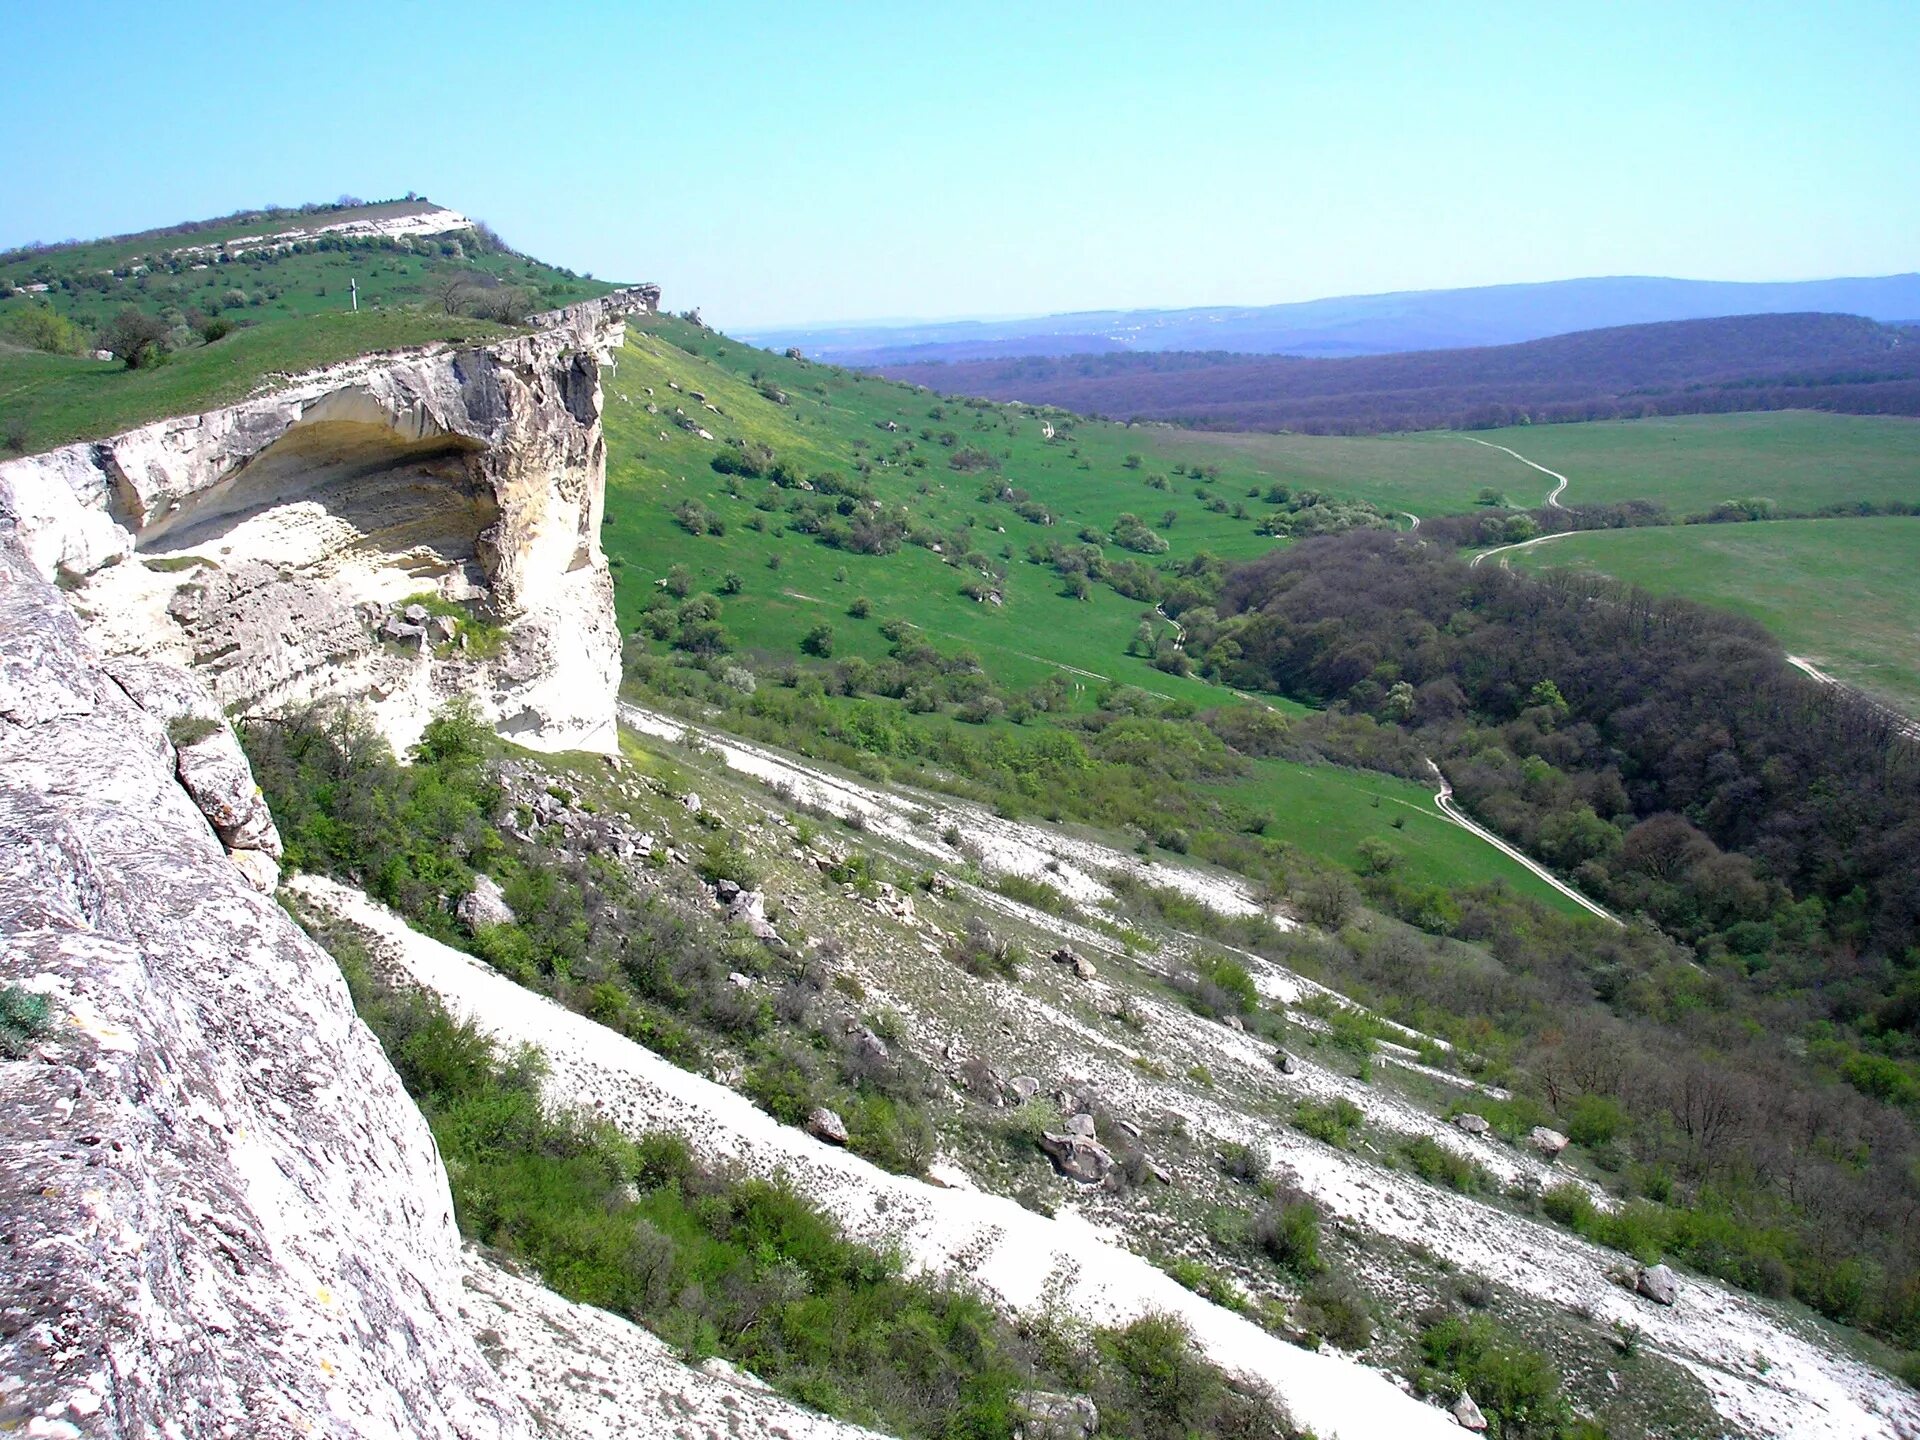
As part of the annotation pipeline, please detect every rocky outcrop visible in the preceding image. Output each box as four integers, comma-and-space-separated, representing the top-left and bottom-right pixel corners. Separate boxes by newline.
0, 524, 529, 1435
0, 287, 657, 756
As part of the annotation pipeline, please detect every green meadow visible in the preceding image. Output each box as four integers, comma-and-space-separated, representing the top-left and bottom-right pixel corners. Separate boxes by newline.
600, 318, 1584, 909
1164, 411, 1920, 518
1512, 515, 1920, 717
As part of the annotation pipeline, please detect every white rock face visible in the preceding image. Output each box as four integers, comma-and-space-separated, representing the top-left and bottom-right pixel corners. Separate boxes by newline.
0, 289, 655, 757
0, 526, 532, 1436
0, 507, 895, 1437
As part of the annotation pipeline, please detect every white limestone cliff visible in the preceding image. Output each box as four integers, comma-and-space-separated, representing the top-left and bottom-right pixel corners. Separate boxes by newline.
0, 289, 653, 756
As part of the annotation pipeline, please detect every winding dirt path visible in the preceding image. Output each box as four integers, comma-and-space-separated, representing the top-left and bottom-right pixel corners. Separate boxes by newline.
1788, 655, 1920, 741
1426, 761, 1621, 925
1470, 527, 1579, 570
1459, 434, 1571, 508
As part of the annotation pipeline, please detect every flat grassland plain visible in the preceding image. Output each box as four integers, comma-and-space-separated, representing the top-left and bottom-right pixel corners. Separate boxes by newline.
1163, 411, 1920, 517
600, 319, 1576, 909
1513, 515, 1920, 716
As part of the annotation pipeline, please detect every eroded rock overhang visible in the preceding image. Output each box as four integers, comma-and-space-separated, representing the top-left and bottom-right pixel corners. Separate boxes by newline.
0, 287, 655, 756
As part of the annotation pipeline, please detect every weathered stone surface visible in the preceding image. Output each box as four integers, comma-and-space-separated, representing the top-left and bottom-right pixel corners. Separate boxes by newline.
1452, 1391, 1489, 1430
458, 873, 517, 930
1014, 1389, 1099, 1440
1452, 1113, 1491, 1135
0, 525, 532, 1436
1529, 1126, 1570, 1159
1637, 1263, 1680, 1306
1066, 1112, 1098, 1138
805, 1107, 850, 1146
0, 289, 657, 758
1039, 1131, 1114, 1183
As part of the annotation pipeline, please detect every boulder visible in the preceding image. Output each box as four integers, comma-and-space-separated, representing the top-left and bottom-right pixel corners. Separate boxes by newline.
1066, 1112, 1098, 1138
1014, 1390, 1099, 1440
1452, 1113, 1491, 1136
681, 791, 702, 814
403, 603, 429, 624
1072, 956, 1096, 981
1009, 1075, 1041, 1102
1528, 1126, 1570, 1159
1038, 1131, 1113, 1184
1276, 1050, 1298, 1075
804, 1107, 849, 1146
1451, 1391, 1488, 1431
456, 873, 517, 930
228, 847, 280, 894
1636, 1263, 1679, 1306
1050, 946, 1079, 966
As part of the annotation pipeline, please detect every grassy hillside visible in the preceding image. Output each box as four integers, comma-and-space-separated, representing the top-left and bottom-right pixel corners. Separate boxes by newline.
1510, 514, 1920, 716
0, 197, 619, 455
600, 318, 1579, 910
0, 311, 519, 454
1163, 411, 1920, 519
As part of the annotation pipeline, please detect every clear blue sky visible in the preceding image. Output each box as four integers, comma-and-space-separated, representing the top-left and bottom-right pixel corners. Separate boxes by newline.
4, 1, 1914, 328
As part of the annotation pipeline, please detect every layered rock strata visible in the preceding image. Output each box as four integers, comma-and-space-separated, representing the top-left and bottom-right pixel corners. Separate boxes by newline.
0, 524, 531, 1436
0, 288, 654, 755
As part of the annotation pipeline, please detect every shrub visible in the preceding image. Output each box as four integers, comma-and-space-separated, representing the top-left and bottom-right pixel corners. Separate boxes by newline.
1216, 1140, 1266, 1184
2, 299, 90, 355
0, 986, 52, 1058
800, 623, 835, 658
1253, 1197, 1323, 1275
1298, 1275, 1373, 1350
102, 306, 169, 368
1292, 1097, 1364, 1149
1401, 1135, 1486, 1194
1418, 1314, 1569, 1434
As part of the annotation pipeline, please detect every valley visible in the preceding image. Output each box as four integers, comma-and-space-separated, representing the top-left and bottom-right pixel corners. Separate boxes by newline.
4, 193, 1920, 1440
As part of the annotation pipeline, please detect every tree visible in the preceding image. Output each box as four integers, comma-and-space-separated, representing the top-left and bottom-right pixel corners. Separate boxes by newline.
800, 623, 835, 657
435, 272, 481, 315
101, 307, 169, 369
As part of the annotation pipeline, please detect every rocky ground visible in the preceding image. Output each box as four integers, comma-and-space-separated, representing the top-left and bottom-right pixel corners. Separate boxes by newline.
293, 715, 1920, 1440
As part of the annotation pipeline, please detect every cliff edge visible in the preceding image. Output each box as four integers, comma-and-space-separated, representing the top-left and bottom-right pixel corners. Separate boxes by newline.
0, 288, 653, 755
0, 522, 533, 1436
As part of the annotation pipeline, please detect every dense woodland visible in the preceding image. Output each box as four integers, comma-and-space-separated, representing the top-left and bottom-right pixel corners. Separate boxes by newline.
877, 314, 1920, 433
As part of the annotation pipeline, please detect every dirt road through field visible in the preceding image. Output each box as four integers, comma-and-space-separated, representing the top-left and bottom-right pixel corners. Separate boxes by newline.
1427, 760, 1620, 924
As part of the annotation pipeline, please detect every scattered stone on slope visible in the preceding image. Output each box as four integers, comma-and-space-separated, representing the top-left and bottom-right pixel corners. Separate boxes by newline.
1452, 1113, 1491, 1135
1039, 1131, 1114, 1183
458, 874, 517, 930
805, 1107, 850, 1146
1451, 1391, 1489, 1431
1637, 1263, 1680, 1306
1528, 1126, 1570, 1159
1015, 1391, 1099, 1440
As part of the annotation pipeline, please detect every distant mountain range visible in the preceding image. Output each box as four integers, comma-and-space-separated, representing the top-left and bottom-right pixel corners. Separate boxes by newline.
746, 273, 1920, 365
869, 312, 1920, 434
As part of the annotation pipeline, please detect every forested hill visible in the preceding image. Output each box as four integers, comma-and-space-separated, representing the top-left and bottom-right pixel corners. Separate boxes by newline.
876, 312, 1920, 434
753, 273, 1920, 363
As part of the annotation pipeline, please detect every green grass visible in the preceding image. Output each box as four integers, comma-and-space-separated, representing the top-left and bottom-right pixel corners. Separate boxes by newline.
1160, 411, 1920, 518
1200, 757, 1581, 912
602, 317, 1292, 710
1511, 515, 1920, 717
1454, 412, 1920, 516
0, 311, 519, 454
601, 319, 1602, 909
1, 199, 613, 333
